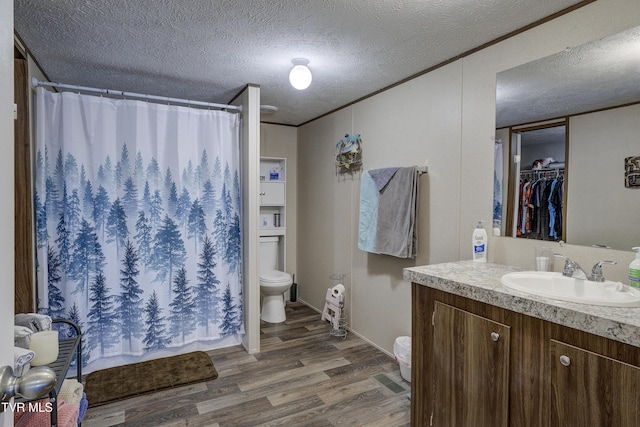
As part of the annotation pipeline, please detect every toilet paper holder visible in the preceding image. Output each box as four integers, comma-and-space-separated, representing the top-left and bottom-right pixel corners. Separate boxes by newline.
321, 287, 347, 338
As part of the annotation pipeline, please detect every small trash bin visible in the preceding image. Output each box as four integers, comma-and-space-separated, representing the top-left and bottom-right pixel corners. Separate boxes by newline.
393, 336, 411, 383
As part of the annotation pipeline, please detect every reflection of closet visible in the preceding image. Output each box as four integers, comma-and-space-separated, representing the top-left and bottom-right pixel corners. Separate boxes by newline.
507, 122, 567, 242
516, 167, 564, 240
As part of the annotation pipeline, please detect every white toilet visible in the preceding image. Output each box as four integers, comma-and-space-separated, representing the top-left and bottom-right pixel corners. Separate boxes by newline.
259, 236, 293, 323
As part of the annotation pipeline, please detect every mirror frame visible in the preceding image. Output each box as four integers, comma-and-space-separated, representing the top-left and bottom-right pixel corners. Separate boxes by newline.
503, 120, 568, 242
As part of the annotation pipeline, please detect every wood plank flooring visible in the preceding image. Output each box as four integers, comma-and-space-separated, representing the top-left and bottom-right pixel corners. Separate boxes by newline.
82, 302, 411, 427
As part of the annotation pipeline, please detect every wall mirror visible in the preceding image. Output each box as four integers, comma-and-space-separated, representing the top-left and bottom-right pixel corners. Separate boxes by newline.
494, 25, 640, 251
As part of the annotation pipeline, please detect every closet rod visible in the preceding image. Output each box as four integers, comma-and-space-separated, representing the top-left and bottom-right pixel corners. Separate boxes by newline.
31, 78, 242, 112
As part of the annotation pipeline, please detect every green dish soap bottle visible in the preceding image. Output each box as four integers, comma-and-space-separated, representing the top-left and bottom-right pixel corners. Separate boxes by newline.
630, 247, 640, 289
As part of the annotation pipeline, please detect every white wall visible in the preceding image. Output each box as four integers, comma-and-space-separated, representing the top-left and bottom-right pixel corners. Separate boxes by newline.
298, 61, 462, 353
297, 0, 640, 355
234, 85, 261, 354
1, 0, 14, 424
567, 104, 640, 250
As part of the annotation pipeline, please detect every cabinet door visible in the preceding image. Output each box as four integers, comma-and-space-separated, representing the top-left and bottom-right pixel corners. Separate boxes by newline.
550, 339, 640, 426
432, 302, 511, 427
260, 182, 285, 205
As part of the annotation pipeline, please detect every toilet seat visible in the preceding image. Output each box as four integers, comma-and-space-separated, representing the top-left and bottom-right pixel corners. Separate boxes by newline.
260, 269, 292, 285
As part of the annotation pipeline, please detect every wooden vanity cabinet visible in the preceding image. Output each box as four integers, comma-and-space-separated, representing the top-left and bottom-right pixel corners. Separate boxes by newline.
549, 340, 640, 426
412, 283, 640, 427
432, 302, 510, 426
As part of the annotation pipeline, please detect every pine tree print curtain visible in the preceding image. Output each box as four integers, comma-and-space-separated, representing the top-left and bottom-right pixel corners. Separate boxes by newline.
34, 87, 244, 372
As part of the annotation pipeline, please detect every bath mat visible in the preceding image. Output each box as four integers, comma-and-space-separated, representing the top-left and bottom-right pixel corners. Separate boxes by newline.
84, 351, 218, 407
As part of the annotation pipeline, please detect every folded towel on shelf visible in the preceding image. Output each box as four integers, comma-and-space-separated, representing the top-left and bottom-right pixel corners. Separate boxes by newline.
78, 393, 88, 423
59, 378, 84, 404
14, 399, 79, 427
375, 166, 419, 259
14, 325, 33, 348
15, 313, 52, 332
14, 346, 35, 377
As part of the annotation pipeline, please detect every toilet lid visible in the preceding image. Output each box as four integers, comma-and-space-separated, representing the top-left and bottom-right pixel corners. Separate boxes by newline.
260, 270, 292, 284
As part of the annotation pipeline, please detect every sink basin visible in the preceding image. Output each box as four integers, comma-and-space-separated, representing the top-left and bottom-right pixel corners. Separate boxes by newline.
500, 271, 640, 307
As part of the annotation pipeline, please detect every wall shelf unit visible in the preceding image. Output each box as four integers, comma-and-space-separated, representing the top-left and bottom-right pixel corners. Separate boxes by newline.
259, 157, 286, 237
260, 157, 286, 272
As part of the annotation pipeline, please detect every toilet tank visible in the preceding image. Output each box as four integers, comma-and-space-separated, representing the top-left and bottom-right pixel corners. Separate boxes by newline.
259, 236, 280, 273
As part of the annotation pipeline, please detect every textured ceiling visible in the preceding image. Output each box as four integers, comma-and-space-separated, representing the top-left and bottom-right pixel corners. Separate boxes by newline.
497, 25, 640, 128
15, 0, 589, 126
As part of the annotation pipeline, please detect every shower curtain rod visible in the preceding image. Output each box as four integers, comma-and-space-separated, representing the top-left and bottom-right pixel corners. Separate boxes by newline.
32, 78, 242, 112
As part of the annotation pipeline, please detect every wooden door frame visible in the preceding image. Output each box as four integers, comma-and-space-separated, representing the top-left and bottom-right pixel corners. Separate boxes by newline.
14, 44, 34, 314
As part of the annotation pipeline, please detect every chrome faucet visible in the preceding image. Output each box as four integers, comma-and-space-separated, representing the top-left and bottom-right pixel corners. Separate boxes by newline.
553, 254, 617, 282
554, 254, 588, 280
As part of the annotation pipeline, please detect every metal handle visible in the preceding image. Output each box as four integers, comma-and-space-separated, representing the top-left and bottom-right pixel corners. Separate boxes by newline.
591, 260, 617, 273
491, 332, 500, 342
560, 355, 571, 366
0, 366, 57, 402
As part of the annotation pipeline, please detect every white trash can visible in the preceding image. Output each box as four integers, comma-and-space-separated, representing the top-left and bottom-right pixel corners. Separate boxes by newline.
393, 336, 411, 383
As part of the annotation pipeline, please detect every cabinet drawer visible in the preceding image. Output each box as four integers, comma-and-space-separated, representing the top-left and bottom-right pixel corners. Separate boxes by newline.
260, 182, 285, 205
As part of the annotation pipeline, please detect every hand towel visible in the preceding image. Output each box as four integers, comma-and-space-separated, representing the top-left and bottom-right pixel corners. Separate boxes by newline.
368, 167, 399, 191
15, 313, 52, 332
14, 325, 33, 348
375, 166, 419, 258
15, 399, 79, 427
58, 378, 84, 404
14, 346, 35, 377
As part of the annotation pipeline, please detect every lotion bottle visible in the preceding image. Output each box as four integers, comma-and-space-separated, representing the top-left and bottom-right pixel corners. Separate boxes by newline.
630, 247, 640, 289
472, 221, 488, 263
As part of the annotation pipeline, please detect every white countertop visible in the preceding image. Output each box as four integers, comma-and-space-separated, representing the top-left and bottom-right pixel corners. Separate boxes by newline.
404, 261, 640, 348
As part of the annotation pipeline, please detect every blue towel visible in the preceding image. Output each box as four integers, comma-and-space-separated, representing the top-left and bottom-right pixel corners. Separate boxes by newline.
358, 171, 379, 253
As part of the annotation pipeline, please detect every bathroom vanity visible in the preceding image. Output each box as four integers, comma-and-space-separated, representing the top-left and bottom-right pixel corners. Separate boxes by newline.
404, 261, 640, 427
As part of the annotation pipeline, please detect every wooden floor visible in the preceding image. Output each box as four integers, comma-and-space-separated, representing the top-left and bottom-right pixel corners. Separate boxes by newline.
83, 302, 411, 427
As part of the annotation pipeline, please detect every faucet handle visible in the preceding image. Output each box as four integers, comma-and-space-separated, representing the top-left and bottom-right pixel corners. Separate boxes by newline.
590, 260, 617, 282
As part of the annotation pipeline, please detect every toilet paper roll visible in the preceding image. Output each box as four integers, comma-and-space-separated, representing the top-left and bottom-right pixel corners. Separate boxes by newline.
331, 284, 345, 297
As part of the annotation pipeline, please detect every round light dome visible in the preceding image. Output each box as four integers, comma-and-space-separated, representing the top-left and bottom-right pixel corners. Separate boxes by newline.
289, 59, 312, 90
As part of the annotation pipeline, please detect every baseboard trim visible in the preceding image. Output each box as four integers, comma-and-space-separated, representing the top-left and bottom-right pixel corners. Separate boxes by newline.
295, 298, 395, 359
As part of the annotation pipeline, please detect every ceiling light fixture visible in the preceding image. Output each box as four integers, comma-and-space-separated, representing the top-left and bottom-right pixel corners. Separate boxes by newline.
289, 58, 312, 90
260, 104, 278, 114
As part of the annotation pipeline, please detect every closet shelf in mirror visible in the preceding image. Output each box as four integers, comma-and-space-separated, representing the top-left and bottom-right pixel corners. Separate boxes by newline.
520, 167, 564, 178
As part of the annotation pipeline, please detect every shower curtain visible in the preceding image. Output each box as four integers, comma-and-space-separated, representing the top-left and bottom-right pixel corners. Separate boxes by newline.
34, 87, 244, 372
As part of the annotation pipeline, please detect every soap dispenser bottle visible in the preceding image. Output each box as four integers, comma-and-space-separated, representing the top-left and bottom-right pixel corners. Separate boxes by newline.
472, 221, 488, 263
629, 247, 640, 289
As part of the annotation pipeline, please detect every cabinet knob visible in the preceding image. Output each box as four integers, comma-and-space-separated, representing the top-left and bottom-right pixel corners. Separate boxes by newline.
559, 355, 571, 366
490, 332, 500, 342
